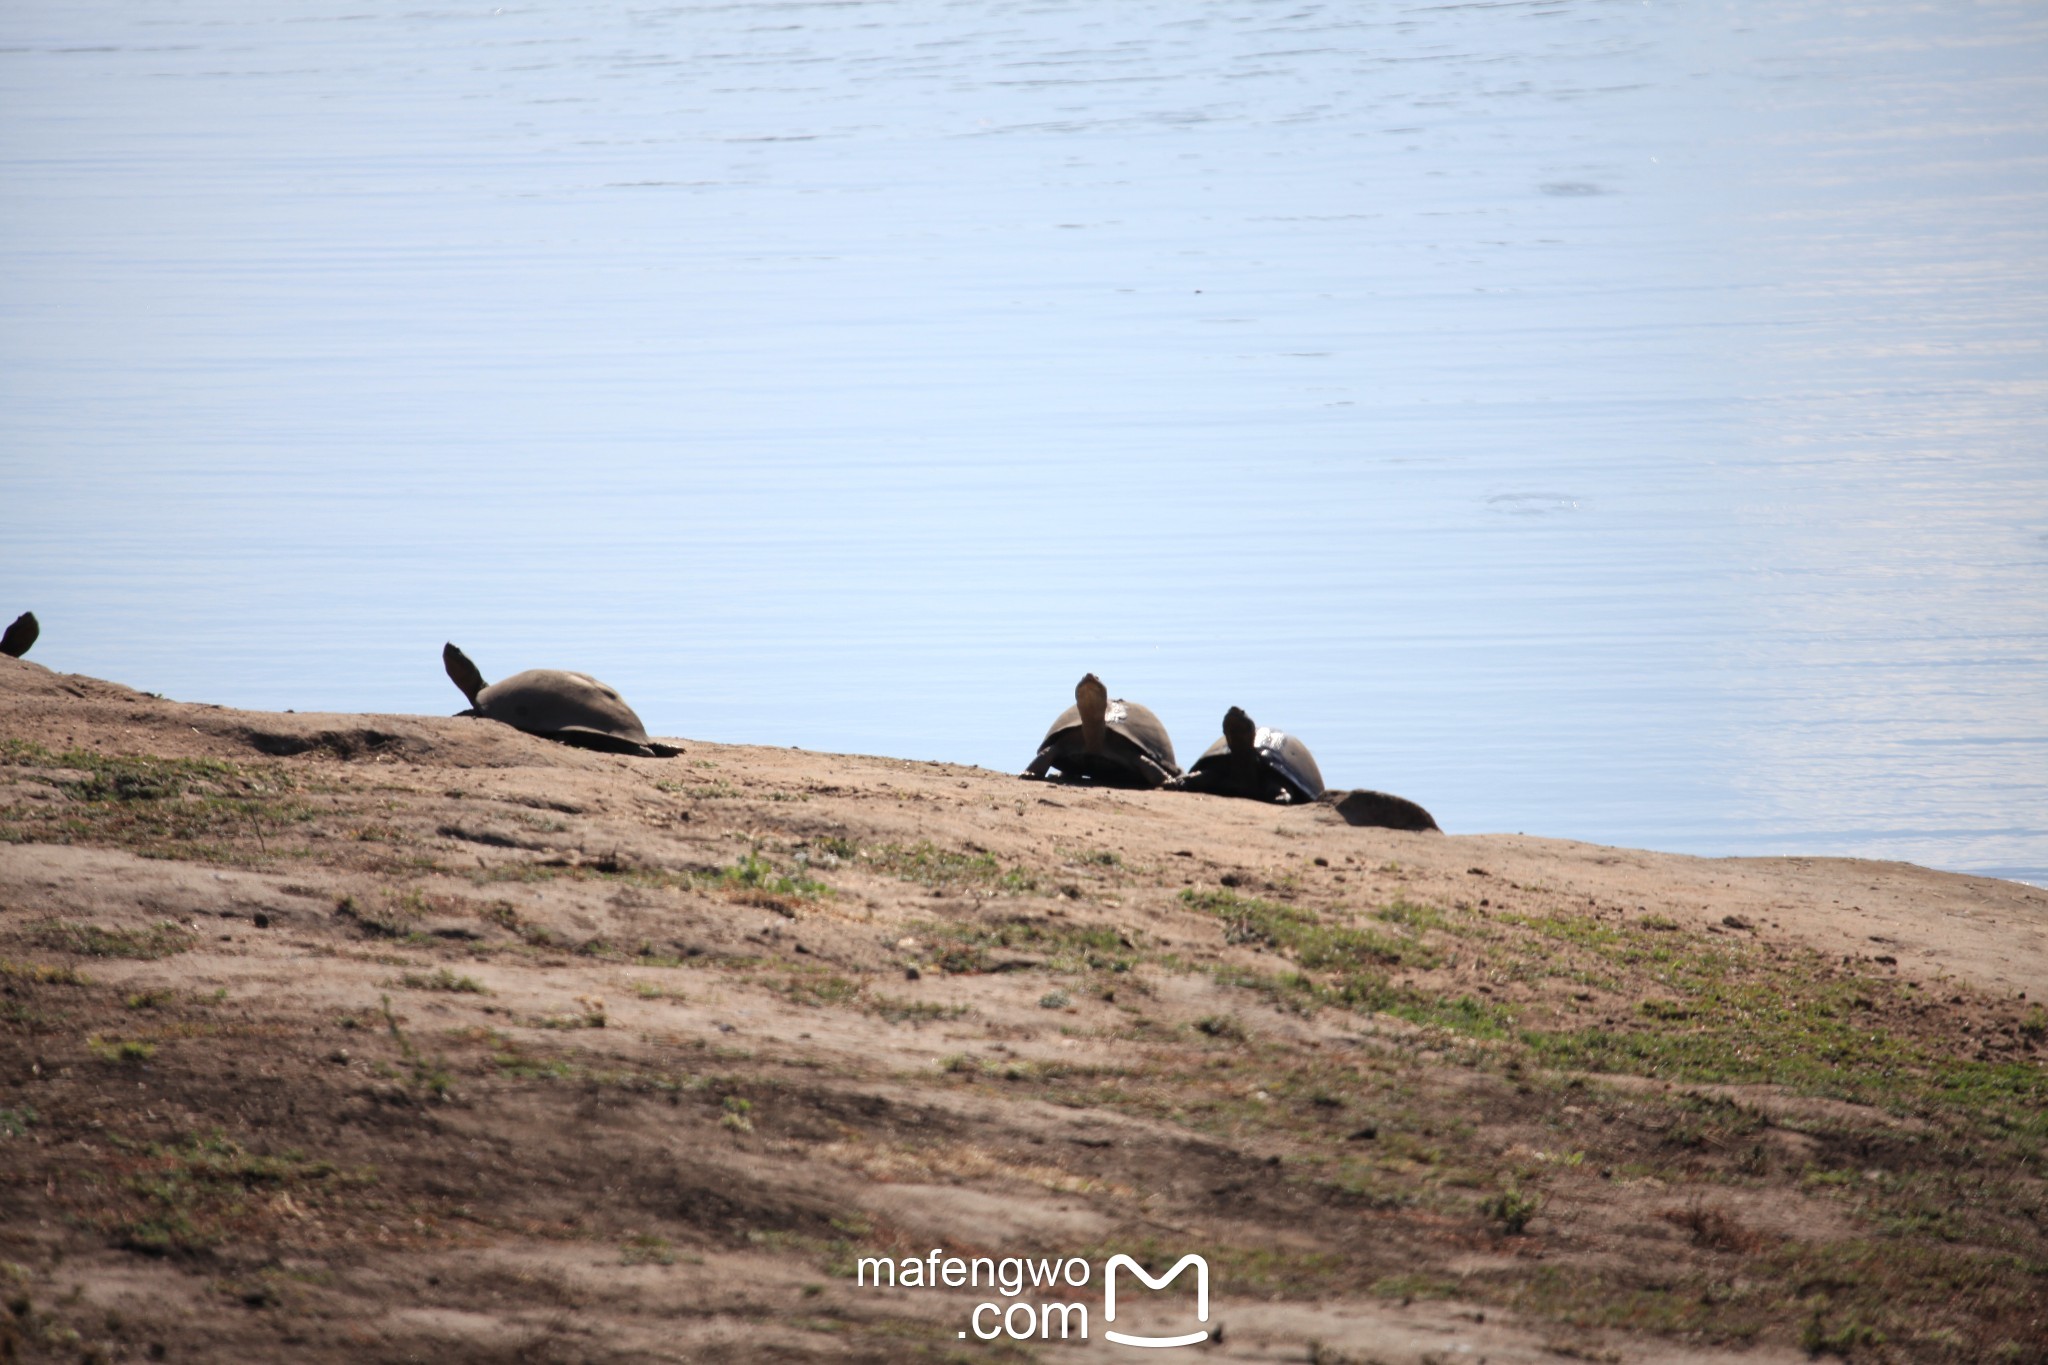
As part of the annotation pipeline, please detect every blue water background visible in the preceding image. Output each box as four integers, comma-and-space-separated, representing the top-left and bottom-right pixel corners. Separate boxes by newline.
4, 1, 2045, 882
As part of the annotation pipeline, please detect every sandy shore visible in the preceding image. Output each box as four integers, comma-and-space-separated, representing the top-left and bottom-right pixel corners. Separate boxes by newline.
2, 654, 2043, 1363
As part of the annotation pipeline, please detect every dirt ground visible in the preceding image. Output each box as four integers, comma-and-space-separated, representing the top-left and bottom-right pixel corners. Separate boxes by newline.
2, 654, 2044, 1364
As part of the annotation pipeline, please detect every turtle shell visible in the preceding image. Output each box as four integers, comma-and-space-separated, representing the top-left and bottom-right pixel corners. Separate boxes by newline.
1324, 788, 1439, 832
473, 670, 673, 757
1184, 723, 1325, 804
1032, 697, 1179, 788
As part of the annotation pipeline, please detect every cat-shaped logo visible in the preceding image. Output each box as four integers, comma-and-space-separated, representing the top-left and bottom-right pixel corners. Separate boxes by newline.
1101, 1253, 1208, 1348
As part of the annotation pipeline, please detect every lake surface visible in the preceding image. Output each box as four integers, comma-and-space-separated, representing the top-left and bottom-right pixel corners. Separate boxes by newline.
4, 1, 2045, 883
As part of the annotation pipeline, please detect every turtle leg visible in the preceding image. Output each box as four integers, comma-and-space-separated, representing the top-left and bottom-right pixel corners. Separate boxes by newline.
1132, 753, 1178, 789
1021, 746, 1056, 779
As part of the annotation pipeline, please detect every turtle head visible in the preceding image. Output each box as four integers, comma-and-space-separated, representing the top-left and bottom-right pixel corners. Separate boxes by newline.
1075, 673, 1110, 754
1222, 706, 1257, 755
1, 611, 38, 660
443, 643, 488, 707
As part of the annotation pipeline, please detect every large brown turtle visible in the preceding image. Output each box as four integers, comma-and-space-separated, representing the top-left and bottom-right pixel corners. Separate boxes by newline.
442, 643, 678, 758
1022, 673, 1180, 789
1175, 706, 1325, 804
1, 612, 37, 659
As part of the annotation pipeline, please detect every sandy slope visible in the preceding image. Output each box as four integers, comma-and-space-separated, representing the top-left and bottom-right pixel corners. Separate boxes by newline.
1, 654, 2043, 1364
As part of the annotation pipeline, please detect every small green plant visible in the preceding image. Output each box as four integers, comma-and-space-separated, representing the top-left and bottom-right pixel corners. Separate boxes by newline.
865, 996, 969, 1024
621, 1233, 677, 1266
1480, 1186, 1541, 1235
0, 1106, 36, 1137
87, 1036, 156, 1064
1039, 990, 1071, 1009
2019, 1006, 2046, 1043
379, 994, 453, 1096
721, 853, 830, 909
397, 967, 489, 994
1800, 1310, 1886, 1357
932, 943, 992, 975
721, 1096, 754, 1132
1195, 1014, 1248, 1042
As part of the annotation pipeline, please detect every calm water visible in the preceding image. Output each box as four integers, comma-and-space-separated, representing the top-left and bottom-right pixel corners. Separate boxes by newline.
3, 1, 2045, 882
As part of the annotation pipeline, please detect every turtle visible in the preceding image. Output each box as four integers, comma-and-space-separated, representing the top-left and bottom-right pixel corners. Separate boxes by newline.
1021, 673, 1180, 789
1321, 788, 1441, 833
1174, 706, 1325, 805
442, 643, 679, 758
1, 612, 38, 659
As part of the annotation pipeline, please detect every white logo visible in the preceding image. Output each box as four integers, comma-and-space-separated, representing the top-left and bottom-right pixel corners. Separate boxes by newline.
1102, 1253, 1209, 1349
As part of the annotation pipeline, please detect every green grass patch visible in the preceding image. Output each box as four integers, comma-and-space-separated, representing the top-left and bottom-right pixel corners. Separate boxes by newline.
397, 967, 489, 994
857, 840, 1038, 893
492, 1049, 575, 1080
922, 916, 1138, 974
0, 958, 92, 986
87, 1036, 157, 1064
0, 740, 315, 863
27, 920, 195, 960
864, 995, 970, 1024
1374, 897, 1450, 932
1519, 938, 2048, 1136
379, 993, 456, 1094
1061, 847, 1122, 869
1480, 1235, 2046, 1360
1183, 888, 1437, 971
99, 1130, 361, 1257
621, 1233, 678, 1265
722, 852, 831, 908
775, 971, 864, 1008
1188, 892, 1510, 1040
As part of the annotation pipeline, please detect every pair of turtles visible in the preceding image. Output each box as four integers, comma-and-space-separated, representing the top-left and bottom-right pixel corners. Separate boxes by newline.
2, 612, 37, 659
1023, 673, 1439, 832
442, 643, 678, 758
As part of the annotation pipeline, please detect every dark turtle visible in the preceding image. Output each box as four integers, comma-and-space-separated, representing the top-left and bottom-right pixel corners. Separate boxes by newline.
1, 612, 38, 659
442, 643, 678, 758
1321, 788, 1441, 833
1176, 706, 1325, 804
1022, 673, 1180, 789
